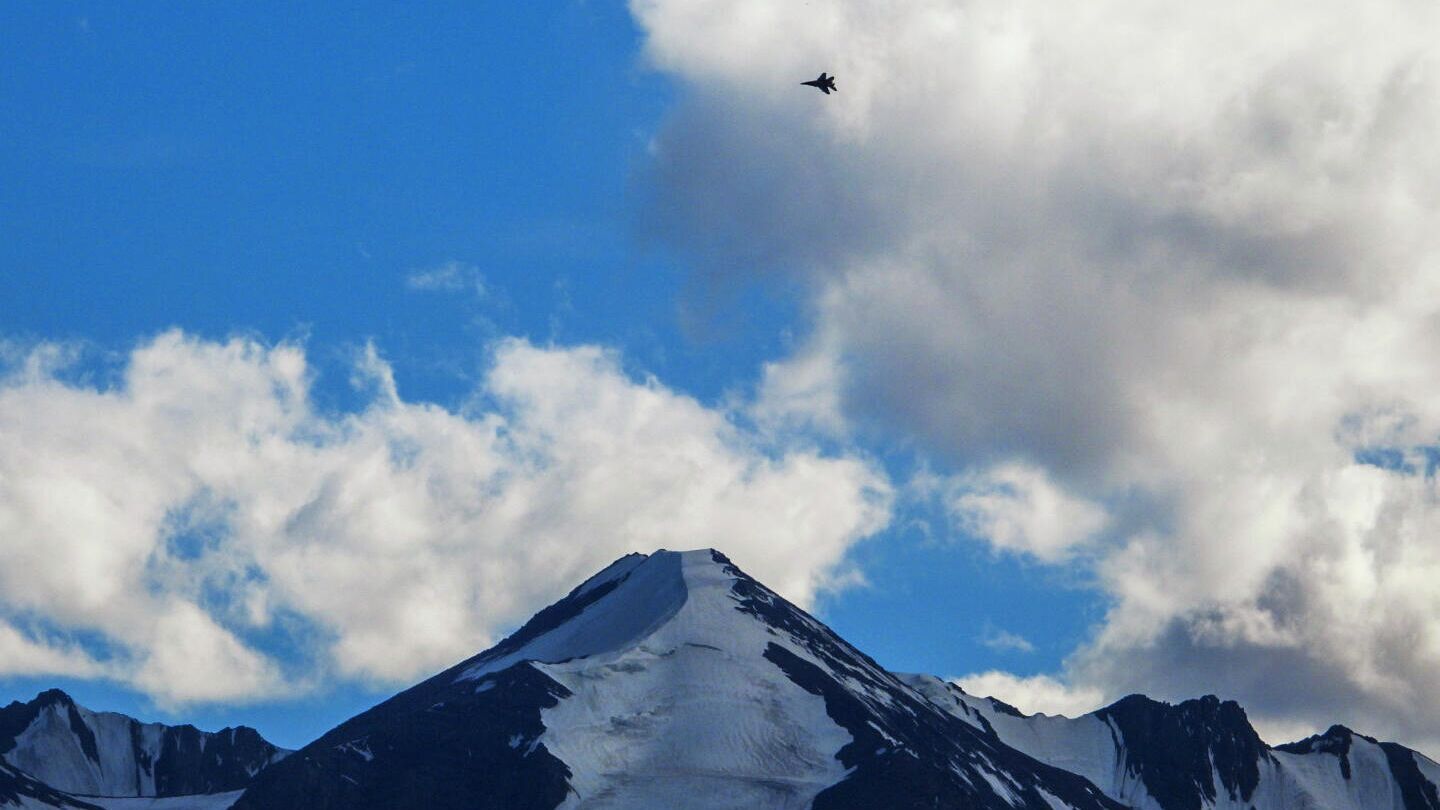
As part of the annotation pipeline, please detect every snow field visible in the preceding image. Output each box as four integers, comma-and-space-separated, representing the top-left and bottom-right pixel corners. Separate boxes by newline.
535, 550, 853, 809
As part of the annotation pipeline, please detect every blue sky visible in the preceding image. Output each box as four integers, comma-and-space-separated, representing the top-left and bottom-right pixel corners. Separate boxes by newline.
9, 0, 1440, 757
1, 3, 1101, 749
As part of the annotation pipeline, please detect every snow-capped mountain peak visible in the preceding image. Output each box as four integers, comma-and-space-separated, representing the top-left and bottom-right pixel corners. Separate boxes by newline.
10, 548, 1440, 810
236, 549, 1124, 810
0, 689, 288, 800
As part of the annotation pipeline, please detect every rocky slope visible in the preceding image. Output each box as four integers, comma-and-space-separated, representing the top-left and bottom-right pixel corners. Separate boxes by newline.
905, 674, 1440, 810
0, 689, 286, 804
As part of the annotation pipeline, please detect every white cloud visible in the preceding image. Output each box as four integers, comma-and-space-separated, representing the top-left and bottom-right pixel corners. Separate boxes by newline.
949, 463, 1108, 562
631, 0, 1440, 750
0, 622, 103, 679
953, 671, 1105, 719
980, 628, 1036, 654
405, 260, 487, 297
0, 330, 891, 703
131, 603, 283, 706
752, 334, 849, 437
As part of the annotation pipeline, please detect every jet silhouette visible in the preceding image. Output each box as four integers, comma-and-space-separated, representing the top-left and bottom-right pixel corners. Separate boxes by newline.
801, 72, 837, 95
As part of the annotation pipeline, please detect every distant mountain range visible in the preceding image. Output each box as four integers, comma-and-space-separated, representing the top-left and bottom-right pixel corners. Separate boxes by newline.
905, 676, 1440, 810
4, 548, 1437, 809
0, 687, 287, 808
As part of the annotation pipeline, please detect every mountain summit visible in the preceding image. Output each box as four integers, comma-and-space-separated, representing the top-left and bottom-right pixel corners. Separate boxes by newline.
5, 548, 1438, 809
235, 549, 1121, 809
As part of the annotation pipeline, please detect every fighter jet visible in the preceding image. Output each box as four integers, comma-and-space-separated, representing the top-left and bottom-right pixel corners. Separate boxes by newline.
801, 72, 837, 95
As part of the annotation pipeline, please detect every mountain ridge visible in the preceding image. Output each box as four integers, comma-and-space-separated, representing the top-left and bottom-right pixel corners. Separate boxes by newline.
0, 687, 288, 802
2, 547, 1436, 810
234, 549, 1125, 809
906, 673, 1440, 810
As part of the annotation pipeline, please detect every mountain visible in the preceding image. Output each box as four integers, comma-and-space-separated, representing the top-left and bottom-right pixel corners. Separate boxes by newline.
234, 549, 1123, 810
0, 689, 288, 801
904, 674, 1440, 810
10, 547, 1439, 809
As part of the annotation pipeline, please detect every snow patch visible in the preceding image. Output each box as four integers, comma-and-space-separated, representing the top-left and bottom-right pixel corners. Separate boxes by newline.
459, 551, 687, 682
84, 791, 245, 810
976, 767, 1021, 806
335, 740, 374, 763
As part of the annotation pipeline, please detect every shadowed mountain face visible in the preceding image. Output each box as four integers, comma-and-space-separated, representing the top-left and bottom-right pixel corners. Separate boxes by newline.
0, 760, 101, 810
1093, 694, 1269, 810
235, 550, 1123, 810
0, 688, 288, 799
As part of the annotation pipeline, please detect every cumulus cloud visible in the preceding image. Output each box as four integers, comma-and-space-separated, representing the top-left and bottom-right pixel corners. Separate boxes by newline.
0, 331, 891, 703
752, 336, 849, 437
631, 0, 1440, 750
954, 671, 1105, 719
948, 463, 1108, 562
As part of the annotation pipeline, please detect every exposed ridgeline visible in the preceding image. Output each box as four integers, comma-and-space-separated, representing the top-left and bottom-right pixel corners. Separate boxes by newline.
0, 688, 288, 799
904, 675, 1440, 810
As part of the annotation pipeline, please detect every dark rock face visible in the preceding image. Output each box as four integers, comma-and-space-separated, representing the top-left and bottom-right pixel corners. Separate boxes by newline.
1095, 693, 1271, 810
233, 662, 573, 810
724, 550, 1124, 810
154, 724, 286, 795
1380, 741, 1440, 810
0, 689, 287, 798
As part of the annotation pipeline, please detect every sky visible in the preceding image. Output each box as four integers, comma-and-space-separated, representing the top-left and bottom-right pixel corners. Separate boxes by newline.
3, 0, 1440, 755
